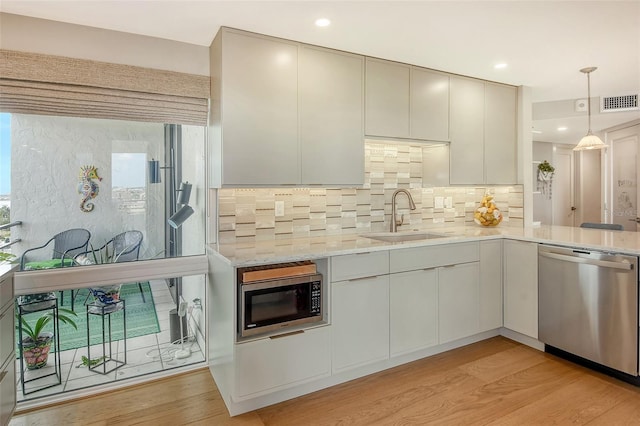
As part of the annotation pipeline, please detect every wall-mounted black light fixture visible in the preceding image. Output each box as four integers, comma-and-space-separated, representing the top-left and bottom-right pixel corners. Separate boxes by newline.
148, 159, 162, 184
168, 205, 195, 229
176, 182, 192, 205
169, 181, 194, 228
148, 158, 194, 228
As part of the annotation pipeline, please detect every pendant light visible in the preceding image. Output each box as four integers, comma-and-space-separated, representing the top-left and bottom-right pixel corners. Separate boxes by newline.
574, 67, 606, 151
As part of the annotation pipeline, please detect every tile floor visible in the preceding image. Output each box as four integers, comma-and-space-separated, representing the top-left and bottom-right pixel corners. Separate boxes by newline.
16, 280, 205, 402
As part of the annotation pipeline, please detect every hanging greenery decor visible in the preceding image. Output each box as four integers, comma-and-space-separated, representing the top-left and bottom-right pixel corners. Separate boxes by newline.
537, 160, 555, 175
537, 160, 555, 199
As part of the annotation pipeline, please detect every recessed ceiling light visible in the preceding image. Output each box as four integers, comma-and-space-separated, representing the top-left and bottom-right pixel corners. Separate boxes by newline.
494, 63, 508, 69
315, 18, 331, 27
532, 130, 543, 134
557, 126, 568, 131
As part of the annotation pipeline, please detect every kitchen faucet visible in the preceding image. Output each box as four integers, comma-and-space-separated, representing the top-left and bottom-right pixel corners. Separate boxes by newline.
390, 189, 416, 232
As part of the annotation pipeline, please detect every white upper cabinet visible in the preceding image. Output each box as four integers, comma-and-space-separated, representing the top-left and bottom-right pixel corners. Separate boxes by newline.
449, 76, 485, 184
450, 76, 518, 185
410, 67, 450, 142
365, 58, 450, 142
484, 83, 517, 184
211, 28, 365, 187
365, 58, 410, 138
220, 30, 299, 186
299, 46, 364, 185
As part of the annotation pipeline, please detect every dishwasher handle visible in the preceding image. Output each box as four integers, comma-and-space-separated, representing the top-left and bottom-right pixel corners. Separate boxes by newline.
539, 250, 634, 270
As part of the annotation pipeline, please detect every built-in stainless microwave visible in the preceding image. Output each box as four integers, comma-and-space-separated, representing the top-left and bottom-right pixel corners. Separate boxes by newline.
239, 273, 323, 338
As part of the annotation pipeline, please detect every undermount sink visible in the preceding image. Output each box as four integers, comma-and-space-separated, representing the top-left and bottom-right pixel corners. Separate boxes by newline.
363, 231, 449, 243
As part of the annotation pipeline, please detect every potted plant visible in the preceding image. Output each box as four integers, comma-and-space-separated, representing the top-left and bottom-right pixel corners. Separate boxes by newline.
16, 307, 78, 370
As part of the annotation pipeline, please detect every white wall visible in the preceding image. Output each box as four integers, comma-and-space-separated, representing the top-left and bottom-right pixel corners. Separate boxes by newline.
575, 149, 602, 225
533, 141, 553, 225
179, 125, 207, 346
11, 114, 165, 258
0, 12, 209, 76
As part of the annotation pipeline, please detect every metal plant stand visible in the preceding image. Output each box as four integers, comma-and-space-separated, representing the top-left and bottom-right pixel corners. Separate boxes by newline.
16, 293, 62, 395
86, 299, 126, 374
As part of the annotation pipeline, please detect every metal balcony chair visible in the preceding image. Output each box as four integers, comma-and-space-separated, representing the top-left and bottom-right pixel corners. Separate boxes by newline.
73, 230, 145, 308
19, 228, 91, 313
20, 228, 91, 271
580, 222, 624, 231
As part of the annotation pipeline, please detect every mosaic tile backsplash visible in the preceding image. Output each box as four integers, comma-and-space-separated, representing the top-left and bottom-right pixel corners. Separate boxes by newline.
218, 142, 523, 243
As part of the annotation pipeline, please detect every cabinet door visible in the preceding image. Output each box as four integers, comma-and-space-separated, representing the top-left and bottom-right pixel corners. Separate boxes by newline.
479, 240, 503, 331
0, 303, 13, 366
0, 354, 16, 426
221, 30, 299, 185
503, 240, 538, 338
332, 275, 389, 373
234, 326, 331, 399
485, 83, 517, 184
449, 76, 485, 184
410, 68, 449, 141
438, 263, 480, 343
300, 46, 364, 185
365, 58, 410, 138
390, 269, 438, 356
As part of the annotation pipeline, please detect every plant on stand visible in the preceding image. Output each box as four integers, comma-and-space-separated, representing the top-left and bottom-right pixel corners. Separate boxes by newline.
16, 308, 78, 370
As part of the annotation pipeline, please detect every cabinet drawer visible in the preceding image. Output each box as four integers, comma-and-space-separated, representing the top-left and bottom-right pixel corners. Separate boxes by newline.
0, 353, 16, 426
390, 242, 479, 273
0, 303, 13, 365
331, 251, 389, 282
0, 275, 13, 314
234, 326, 331, 399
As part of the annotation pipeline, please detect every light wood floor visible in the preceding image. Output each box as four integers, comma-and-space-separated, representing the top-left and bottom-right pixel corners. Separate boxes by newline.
10, 337, 640, 425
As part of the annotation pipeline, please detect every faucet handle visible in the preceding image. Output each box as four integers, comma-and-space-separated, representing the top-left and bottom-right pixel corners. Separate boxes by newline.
395, 214, 404, 227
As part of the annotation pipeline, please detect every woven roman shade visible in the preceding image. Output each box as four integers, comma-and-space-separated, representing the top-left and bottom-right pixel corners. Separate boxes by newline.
0, 50, 210, 126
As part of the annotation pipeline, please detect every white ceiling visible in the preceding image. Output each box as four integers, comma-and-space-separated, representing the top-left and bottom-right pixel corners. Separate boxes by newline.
1, 0, 639, 144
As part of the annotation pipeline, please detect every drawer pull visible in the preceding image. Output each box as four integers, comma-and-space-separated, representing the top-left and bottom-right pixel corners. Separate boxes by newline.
270, 330, 305, 340
0, 370, 7, 383
348, 275, 379, 282
355, 252, 371, 255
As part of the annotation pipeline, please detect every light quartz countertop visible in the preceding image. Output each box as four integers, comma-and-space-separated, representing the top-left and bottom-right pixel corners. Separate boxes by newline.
0, 263, 18, 278
208, 224, 640, 267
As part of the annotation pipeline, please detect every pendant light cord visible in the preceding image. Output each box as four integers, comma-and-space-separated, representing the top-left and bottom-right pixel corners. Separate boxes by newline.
586, 71, 592, 133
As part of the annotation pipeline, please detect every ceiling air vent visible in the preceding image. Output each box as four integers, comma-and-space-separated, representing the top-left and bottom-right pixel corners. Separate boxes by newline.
600, 94, 639, 113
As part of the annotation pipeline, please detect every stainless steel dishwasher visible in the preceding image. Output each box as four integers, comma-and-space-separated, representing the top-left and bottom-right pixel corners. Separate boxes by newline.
538, 244, 639, 380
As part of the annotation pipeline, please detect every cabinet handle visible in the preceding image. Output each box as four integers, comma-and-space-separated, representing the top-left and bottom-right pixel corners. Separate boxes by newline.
269, 330, 305, 340
0, 370, 7, 383
0, 312, 4, 320
355, 252, 371, 255
348, 275, 379, 282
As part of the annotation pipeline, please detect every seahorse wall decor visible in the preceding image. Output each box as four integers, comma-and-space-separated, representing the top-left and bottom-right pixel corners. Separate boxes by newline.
78, 165, 102, 212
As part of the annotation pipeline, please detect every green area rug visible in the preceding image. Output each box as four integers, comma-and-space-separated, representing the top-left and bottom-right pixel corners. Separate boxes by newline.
16, 282, 161, 354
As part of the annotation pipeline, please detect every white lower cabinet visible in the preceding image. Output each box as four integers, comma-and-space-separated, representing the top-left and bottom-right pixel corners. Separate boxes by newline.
438, 263, 480, 343
0, 355, 15, 426
234, 326, 331, 399
0, 270, 15, 426
390, 269, 438, 356
479, 240, 503, 331
503, 240, 538, 338
332, 275, 390, 373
